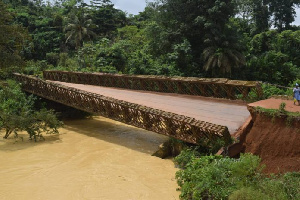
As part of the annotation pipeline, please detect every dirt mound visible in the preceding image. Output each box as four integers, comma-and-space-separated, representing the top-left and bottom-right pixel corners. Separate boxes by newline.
242, 107, 300, 174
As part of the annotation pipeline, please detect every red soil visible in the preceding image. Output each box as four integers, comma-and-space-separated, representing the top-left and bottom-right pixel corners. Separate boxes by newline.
244, 111, 300, 173
248, 98, 300, 112
238, 98, 300, 174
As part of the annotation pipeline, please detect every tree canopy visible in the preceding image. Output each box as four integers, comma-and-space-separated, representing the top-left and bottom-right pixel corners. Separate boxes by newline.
0, 0, 299, 84
0, 1, 29, 76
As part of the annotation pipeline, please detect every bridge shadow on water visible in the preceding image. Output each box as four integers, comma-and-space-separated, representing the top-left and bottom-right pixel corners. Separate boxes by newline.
63, 116, 170, 155
0, 116, 167, 154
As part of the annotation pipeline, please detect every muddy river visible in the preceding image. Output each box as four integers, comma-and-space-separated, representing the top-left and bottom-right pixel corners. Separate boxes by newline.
0, 117, 179, 200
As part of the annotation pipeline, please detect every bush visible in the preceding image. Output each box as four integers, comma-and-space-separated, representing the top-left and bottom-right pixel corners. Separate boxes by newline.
229, 187, 270, 200
23, 60, 52, 76
0, 80, 63, 141
0, 65, 21, 80
175, 153, 300, 200
57, 53, 79, 70
176, 154, 262, 200
244, 82, 295, 102
46, 52, 59, 66
174, 147, 201, 169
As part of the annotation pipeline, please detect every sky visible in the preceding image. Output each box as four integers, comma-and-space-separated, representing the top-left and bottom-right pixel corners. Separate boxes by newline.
84, 0, 300, 25
294, 8, 300, 25
109, 0, 153, 15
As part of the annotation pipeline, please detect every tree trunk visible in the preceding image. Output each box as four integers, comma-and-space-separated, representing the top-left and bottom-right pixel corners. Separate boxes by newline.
3, 129, 12, 139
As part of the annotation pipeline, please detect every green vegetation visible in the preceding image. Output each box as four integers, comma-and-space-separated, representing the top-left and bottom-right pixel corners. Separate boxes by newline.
174, 97, 300, 199
0, 0, 298, 86
254, 103, 300, 126
0, 1, 30, 79
0, 0, 299, 198
242, 79, 300, 102
0, 80, 63, 141
175, 153, 300, 200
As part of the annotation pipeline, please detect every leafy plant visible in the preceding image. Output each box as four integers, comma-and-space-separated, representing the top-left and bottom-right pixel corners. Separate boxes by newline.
0, 80, 63, 141
175, 153, 300, 200
176, 154, 263, 200
254, 104, 299, 125
279, 102, 286, 113
174, 147, 202, 169
242, 82, 294, 102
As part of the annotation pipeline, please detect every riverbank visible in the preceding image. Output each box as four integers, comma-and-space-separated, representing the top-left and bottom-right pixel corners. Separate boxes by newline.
0, 117, 179, 200
229, 99, 300, 173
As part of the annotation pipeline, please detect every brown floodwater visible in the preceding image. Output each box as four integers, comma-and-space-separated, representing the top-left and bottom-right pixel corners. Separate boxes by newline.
0, 117, 180, 200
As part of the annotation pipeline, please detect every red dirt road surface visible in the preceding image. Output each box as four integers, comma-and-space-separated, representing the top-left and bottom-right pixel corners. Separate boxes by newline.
51, 81, 250, 134
248, 98, 300, 112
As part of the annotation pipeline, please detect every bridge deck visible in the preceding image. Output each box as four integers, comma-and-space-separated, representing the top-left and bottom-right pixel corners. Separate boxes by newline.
52, 81, 250, 134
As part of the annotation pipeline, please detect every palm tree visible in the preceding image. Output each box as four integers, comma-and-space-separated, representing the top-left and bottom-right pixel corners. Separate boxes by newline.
202, 45, 245, 77
65, 13, 96, 50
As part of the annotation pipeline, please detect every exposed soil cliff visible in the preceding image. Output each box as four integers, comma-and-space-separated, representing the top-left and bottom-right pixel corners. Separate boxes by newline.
228, 100, 300, 174
243, 107, 300, 174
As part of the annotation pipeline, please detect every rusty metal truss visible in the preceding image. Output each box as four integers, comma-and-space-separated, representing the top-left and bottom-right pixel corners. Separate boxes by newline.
43, 71, 263, 100
14, 73, 231, 145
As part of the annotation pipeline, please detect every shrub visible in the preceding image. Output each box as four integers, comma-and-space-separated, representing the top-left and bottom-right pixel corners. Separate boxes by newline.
23, 60, 52, 76
176, 154, 262, 199
0, 80, 63, 141
229, 187, 271, 200
174, 147, 202, 169
175, 153, 299, 200
244, 83, 294, 102
46, 52, 59, 66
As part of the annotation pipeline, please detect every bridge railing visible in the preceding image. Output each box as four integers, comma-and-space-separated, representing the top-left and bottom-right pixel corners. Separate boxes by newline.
14, 73, 231, 145
43, 71, 263, 100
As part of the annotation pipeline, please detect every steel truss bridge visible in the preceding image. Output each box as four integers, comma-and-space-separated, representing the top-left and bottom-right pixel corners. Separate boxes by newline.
14, 71, 262, 145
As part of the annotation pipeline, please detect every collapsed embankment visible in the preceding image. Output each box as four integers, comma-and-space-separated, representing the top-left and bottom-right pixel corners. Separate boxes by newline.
230, 106, 300, 174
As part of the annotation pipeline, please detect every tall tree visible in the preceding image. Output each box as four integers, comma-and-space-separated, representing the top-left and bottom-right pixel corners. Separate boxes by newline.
235, 0, 271, 34
65, 10, 96, 49
146, 0, 240, 77
4, 0, 66, 61
245, 30, 300, 85
236, 0, 300, 33
0, 0, 29, 76
90, 0, 126, 37
202, 46, 245, 76
252, 0, 270, 33
269, 0, 300, 31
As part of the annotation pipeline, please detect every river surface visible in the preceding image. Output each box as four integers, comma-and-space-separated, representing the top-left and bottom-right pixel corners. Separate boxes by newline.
0, 117, 179, 200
